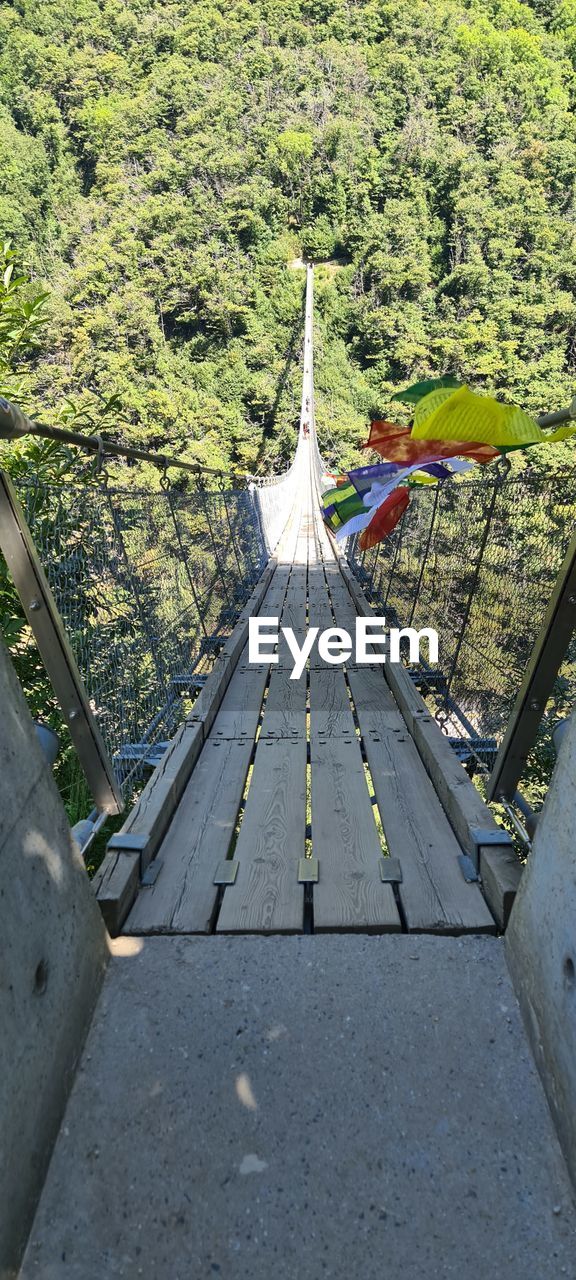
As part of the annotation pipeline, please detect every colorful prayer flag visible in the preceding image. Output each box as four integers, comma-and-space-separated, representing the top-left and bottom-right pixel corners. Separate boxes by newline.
411, 385, 541, 447
347, 458, 451, 497
348, 461, 405, 497
321, 482, 355, 507
359, 488, 410, 550
364, 420, 499, 466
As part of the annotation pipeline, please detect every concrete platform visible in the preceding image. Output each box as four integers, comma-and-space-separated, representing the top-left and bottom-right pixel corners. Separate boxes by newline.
21, 935, 576, 1279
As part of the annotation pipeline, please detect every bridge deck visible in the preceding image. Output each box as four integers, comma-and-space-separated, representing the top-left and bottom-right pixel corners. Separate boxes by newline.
125, 445, 495, 938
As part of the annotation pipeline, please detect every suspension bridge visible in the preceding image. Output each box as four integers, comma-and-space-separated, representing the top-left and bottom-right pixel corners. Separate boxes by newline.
102, 267, 499, 939
2, 266, 576, 1277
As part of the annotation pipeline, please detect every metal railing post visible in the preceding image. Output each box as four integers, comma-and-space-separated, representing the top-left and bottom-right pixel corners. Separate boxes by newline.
445, 473, 500, 696
384, 509, 407, 608
367, 545, 378, 594
222, 490, 245, 579
165, 486, 210, 640
408, 482, 442, 627
487, 525, 576, 802
198, 480, 233, 607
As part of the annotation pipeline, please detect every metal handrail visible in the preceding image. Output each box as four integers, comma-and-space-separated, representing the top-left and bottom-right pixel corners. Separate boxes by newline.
0, 396, 247, 481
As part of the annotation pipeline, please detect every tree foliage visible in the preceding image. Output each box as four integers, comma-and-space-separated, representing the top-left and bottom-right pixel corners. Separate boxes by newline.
0, 0, 574, 476
1, 0, 575, 836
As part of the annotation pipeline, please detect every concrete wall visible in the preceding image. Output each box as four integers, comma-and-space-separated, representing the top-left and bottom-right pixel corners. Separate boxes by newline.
0, 637, 108, 1277
506, 712, 576, 1189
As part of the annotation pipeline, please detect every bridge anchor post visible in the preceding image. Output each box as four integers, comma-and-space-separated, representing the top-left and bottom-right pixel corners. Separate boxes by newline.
506, 709, 576, 1188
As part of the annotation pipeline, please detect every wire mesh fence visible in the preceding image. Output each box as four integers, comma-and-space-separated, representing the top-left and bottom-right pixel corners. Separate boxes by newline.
7, 475, 266, 809
347, 463, 576, 799
251, 438, 309, 553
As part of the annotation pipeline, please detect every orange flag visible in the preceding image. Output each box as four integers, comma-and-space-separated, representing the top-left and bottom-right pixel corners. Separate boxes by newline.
364, 421, 498, 467
359, 487, 410, 550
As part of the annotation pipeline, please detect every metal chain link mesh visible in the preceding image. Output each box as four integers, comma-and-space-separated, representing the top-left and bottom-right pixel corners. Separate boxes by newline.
251, 442, 308, 553
347, 465, 576, 786
12, 476, 266, 796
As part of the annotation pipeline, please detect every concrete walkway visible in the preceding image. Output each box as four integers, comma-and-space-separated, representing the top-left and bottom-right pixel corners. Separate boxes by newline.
21, 935, 575, 1278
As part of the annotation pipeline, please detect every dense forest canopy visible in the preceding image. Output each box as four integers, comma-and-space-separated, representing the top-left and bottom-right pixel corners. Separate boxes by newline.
1, 0, 575, 476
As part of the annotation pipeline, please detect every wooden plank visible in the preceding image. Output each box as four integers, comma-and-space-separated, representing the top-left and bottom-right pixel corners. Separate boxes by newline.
340, 662, 401, 728
95, 852, 140, 937
216, 737, 306, 933
260, 566, 307, 738
386, 662, 430, 727
310, 734, 400, 933
479, 843, 522, 930
314, 511, 336, 559
277, 567, 308, 646
308, 519, 399, 931
125, 736, 253, 934
309, 666, 354, 736
308, 569, 334, 641
309, 663, 400, 932
323, 592, 360, 640
327, 588, 357, 618
307, 576, 331, 600
209, 651, 271, 740
409, 709, 507, 866
190, 562, 290, 737
275, 503, 303, 564
94, 720, 204, 926
353, 679, 495, 934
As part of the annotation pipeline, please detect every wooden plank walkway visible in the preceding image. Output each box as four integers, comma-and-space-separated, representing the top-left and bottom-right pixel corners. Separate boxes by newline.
123, 260, 496, 939
125, 434, 495, 938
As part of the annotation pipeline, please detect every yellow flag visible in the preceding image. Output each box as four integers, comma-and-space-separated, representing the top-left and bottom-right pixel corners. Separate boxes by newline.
412, 385, 457, 423
412, 385, 542, 447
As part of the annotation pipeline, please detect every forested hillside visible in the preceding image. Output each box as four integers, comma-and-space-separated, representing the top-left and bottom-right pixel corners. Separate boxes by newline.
1, 0, 576, 475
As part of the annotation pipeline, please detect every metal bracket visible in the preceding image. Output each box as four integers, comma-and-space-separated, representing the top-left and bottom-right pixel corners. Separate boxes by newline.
214, 860, 239, 886
107, 833, 148, 854
458, 854, 480, 883
171, 672, 208, 691
141, 858, 163, 887
469, 827, 513, 847
448, 737, 497, 768
380, 858, 403, 883
298, 857, 319, 883
114, 741, 169, 768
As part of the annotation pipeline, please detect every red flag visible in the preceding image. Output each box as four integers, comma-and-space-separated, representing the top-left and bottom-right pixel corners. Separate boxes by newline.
359, 487, 410, 550
364, 421, 498, 466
